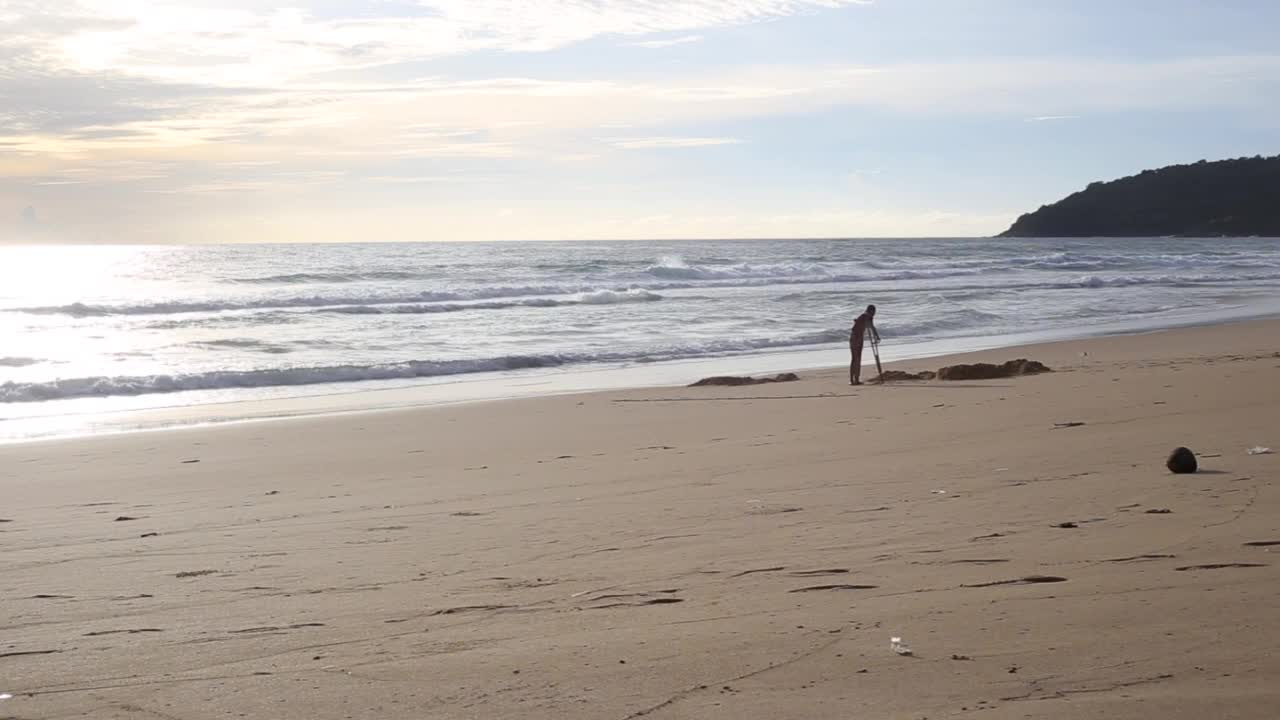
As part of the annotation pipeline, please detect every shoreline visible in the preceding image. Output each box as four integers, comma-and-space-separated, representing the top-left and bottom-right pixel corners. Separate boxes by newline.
4, 306, 1280, 444
3, 317, 1277, 718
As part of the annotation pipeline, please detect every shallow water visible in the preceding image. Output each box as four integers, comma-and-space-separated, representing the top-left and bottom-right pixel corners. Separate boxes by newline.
2, 237, 1278, 436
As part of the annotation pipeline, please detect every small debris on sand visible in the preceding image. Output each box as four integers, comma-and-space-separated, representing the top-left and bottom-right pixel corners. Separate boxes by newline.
875, 359, 1052, 383
689, 373, 800, 387
935, 359, 1051, 381
878, 370, 936, 382
1167, 447, 1198, 474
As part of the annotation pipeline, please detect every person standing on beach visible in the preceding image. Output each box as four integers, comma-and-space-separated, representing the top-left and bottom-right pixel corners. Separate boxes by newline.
849, 304, 879, 385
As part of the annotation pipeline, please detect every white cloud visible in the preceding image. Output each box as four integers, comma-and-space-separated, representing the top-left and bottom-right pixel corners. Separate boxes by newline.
609, 136, 743, 149
4, 53, 1277, 179
2, 0, 1276, 243
20, 1, 869, 87
630, 34, 704, 49
4, 53, 1277, 211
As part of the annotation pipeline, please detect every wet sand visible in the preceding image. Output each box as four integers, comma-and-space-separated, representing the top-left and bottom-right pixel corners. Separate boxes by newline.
2, 320, 1278, 719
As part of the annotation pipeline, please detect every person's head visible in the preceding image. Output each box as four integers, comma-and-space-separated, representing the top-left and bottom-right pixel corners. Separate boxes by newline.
866, 304, 877, 317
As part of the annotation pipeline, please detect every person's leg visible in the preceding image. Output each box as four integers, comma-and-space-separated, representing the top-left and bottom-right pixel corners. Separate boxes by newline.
850, 340, 864, 385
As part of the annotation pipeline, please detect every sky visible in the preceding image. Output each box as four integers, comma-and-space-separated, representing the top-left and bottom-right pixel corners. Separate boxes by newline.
1, 0, 1278, 243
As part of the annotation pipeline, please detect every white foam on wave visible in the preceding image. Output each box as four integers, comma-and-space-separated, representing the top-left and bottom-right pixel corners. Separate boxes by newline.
1068, 272, 1280, 288
0, 327, 855, 403
30, 266, 1272, 321
573, 289, 663, 304
869, 249, 1278, 274
645, 256, 834, 281
228, 271, 426, 284
13, 286, 668, 318
323, 289, 662, 315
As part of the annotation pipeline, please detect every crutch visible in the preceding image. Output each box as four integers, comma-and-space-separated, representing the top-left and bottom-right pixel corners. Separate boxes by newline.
870, 332, 885, 384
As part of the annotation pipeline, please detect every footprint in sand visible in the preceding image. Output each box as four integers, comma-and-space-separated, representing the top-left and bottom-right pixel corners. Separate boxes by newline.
746, 506, 803, 516
0, 649, 62, 658
730, 566, 786, 578
579, 588, 684, 610
430, 604, 516, 616
585, 589, 680, 602
492, 577, 559, 590
1175, 563, 1266, 571
789, 584, 878, 593
963, 575, 1067, 588
586, 597, 684, 610
230, 623, 325, 634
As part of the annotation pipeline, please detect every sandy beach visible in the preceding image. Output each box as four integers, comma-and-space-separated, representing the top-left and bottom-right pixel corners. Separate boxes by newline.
3, 319, 1278, 719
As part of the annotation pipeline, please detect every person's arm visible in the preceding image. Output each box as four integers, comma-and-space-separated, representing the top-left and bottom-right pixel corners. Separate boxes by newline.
870, 320, 881, 343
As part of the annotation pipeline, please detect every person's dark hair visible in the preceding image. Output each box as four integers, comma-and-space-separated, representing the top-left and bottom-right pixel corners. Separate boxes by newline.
866, 304, 877, 315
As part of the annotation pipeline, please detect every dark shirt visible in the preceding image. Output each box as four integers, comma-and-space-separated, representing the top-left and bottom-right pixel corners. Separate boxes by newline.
851, 313, 872, 344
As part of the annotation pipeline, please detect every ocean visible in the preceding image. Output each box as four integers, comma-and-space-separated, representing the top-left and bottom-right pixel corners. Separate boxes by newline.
2, 237, 1279, 440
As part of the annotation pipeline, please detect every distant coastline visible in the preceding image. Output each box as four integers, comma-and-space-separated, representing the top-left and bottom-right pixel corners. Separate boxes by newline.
1001, 155, 1280, 238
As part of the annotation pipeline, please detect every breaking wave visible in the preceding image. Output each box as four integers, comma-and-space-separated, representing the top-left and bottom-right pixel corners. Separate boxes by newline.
322, 289, 663, 315
0, 328, 854, 403
17, 268, 1276, 320
227, 271, 428, 284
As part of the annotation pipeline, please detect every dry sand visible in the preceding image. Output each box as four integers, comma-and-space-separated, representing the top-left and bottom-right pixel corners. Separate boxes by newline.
2, 320, 1278, 719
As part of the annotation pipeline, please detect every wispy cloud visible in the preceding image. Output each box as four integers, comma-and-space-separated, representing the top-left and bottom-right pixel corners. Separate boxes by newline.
1, 0, 1275, 243
630, 34, 704, 49
18, 1, 870, 87
4, 55, 1277, 170
610, 136, 743, 149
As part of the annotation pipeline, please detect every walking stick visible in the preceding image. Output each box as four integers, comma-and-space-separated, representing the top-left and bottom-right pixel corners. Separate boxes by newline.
870, 332, 885, 384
